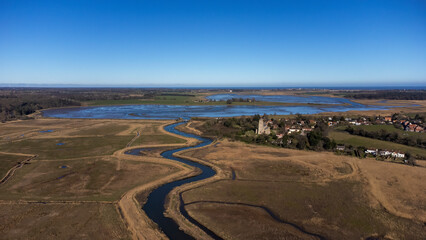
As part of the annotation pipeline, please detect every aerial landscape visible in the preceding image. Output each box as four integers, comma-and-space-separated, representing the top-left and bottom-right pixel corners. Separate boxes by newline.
1, 1, 425, 240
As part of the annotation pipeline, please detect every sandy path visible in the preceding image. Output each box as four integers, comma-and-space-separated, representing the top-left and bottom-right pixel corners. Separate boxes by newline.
0, 154, 37, 185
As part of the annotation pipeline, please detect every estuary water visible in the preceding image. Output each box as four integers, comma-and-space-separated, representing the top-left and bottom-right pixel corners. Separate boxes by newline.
43, 94, 392, 119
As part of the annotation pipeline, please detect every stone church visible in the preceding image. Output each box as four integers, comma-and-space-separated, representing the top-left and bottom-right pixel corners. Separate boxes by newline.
256, 118, 270, 135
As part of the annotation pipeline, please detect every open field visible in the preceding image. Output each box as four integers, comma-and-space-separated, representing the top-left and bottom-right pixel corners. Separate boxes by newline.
329, 130, 426, 158
179, 139, 426, 240
0, 157, 179, 201
0, 136, 132, 160
0, 202, 130, 240
131, 131, 187, 146
0, 118, 198, 239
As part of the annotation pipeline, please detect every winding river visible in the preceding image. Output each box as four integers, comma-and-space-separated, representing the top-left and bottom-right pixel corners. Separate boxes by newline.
42, 94, 381, 239
125, 122, 221, 240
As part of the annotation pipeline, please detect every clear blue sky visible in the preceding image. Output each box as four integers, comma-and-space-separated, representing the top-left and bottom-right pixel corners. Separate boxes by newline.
1, 0, 425, 87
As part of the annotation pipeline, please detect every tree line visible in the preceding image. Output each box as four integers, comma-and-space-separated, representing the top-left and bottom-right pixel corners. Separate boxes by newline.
344, 90, 426, 100
345, 126, 425, 149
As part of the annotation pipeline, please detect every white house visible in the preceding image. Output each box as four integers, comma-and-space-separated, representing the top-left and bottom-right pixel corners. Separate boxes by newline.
391, 152, 405, 158
365, 149, 377, 155
379, 150, 392, 156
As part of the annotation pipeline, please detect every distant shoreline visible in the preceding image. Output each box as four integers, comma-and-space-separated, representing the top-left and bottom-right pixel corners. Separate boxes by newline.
1, 84, 425, 90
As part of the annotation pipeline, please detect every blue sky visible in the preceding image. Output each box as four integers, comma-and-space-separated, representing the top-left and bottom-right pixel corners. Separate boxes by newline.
0, 0, 425, 87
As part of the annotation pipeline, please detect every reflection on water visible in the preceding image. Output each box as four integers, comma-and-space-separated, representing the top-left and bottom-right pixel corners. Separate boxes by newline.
43, 94, 393, 119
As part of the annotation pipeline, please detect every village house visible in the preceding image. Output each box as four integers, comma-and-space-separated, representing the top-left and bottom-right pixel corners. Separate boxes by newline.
391, 152, 405, 158
365, 149, 377, 155
336, 145, 345, 151
284, 126, 290, 132
301, 127, 312, 135
349, 120, 358, 125
379, 150, 392, 156
415, 126, 424, 132
288, 128, 300, 134
276, 133, 284, 139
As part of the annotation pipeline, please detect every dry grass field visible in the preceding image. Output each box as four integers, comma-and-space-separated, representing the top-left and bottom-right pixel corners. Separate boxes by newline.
0, 118, 193, 239
180, 139, 426, 240
0, 202, 130, 240
1, 117, 424, 240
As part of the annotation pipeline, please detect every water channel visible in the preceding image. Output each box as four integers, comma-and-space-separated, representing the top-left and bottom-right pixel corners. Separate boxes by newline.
125, 122, 220, 240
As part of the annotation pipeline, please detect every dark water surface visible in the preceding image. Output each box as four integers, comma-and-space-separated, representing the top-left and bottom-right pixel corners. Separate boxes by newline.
43, 94, 392, 119
125, 122, 219, 240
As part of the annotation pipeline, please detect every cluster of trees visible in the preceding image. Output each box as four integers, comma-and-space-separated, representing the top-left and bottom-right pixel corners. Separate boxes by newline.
225, 98, 256, 104
0, 88, 184, 122
200, 114, 337, 151
345, 126, 425, 149
0, 94, 80, 122
344, 90, 426, 100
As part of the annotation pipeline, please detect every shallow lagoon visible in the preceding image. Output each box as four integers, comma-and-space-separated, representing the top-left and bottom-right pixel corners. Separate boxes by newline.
206, 93, 359, 105
43, 94, 391, 119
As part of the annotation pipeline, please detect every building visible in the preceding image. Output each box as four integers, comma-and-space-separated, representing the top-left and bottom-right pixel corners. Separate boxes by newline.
365, 149, 377, 155
391, 152, 405, 158
288, 128, 300, 134
379, 150, 392, 156
256, 118, 271, 135
336, 145, 345, 151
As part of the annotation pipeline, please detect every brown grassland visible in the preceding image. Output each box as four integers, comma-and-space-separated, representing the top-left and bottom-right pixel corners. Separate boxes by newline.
0, 118, 196, 239
178, 135, 426, 240
0, 113, 425, 240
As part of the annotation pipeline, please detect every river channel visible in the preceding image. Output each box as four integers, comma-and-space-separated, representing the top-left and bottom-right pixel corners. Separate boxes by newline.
125, 122, 220, 240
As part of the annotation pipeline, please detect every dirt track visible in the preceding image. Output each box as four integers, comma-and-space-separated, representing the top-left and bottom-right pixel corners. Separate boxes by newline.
0, 152, 37, 185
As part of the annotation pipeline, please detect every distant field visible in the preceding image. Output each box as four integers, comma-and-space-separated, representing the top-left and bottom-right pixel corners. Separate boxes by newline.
329, 130, 426, 158
132, 134, 186, 146
86, 94, 329, 106
87, 95, 197, 106
68, 123, 130, 136
0, 136, 132, 160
